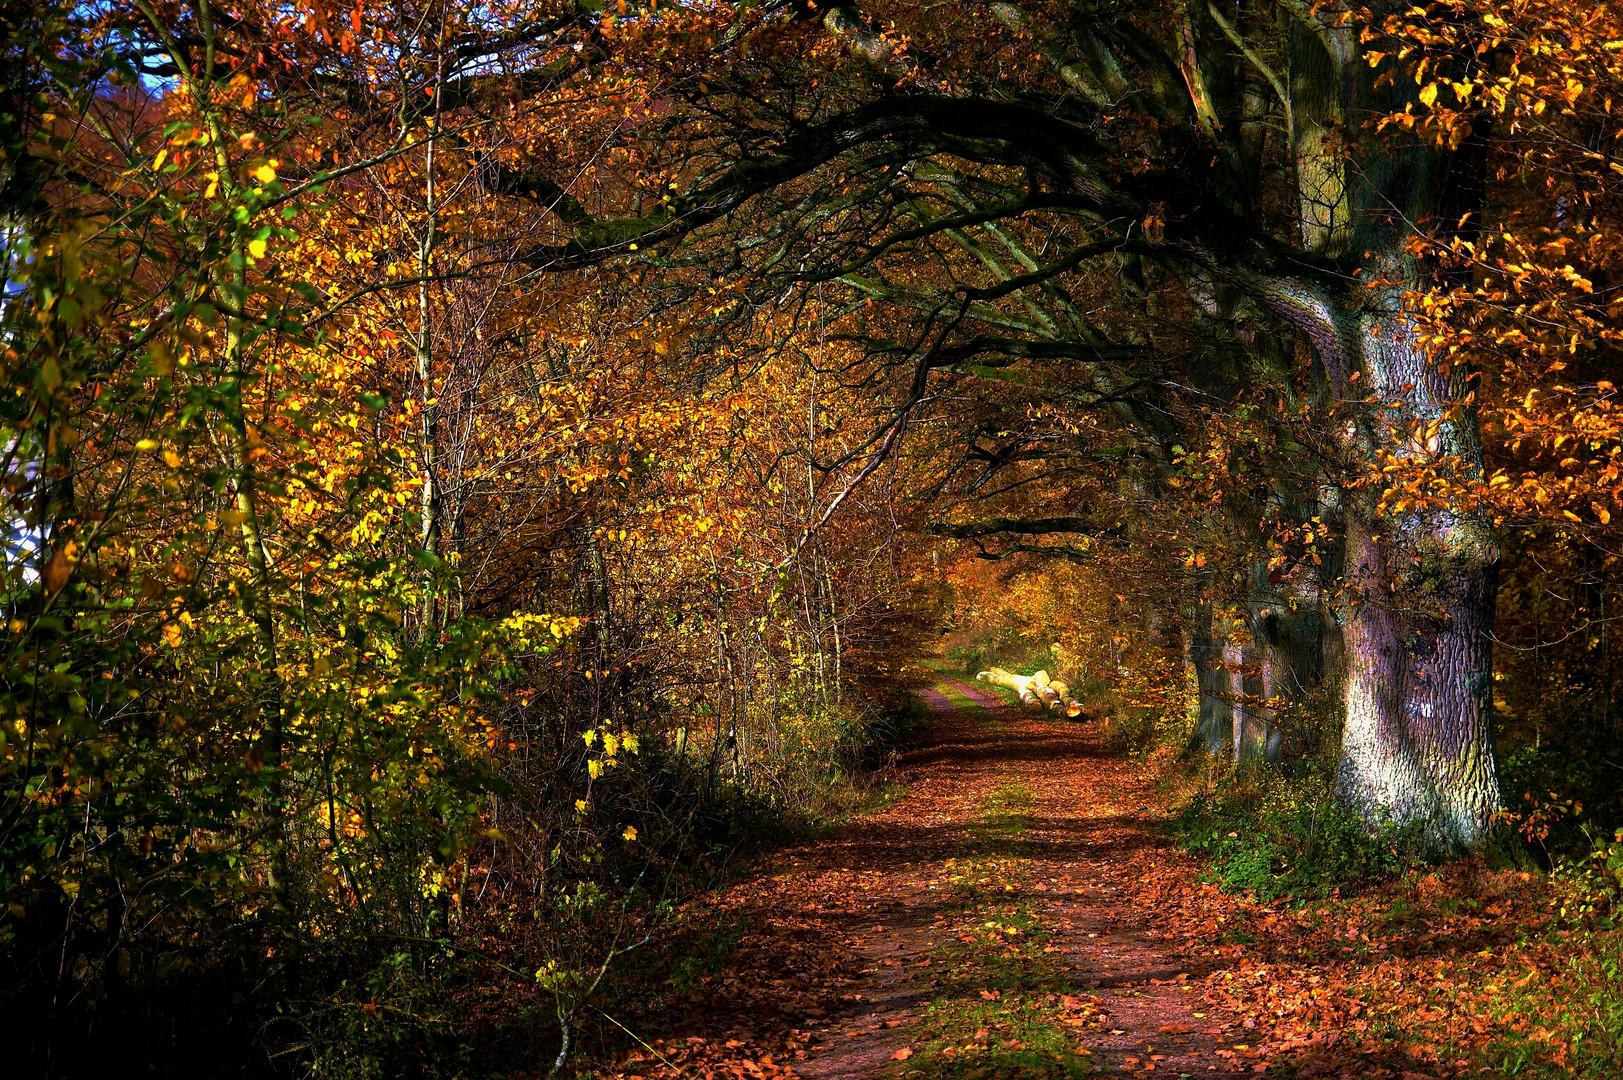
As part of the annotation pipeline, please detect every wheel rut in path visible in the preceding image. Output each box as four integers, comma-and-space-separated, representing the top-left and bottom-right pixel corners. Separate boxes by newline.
628, 681, 1245, 1079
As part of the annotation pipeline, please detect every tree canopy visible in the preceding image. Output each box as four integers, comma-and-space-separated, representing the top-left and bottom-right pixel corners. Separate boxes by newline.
4, 0, 1623, 1073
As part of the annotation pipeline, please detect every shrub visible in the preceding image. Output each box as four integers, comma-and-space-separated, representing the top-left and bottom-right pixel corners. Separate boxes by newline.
1177, 767, 1422, 900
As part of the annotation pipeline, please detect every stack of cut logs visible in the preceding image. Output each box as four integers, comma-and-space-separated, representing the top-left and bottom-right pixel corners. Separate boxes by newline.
975, 667, 1085, 718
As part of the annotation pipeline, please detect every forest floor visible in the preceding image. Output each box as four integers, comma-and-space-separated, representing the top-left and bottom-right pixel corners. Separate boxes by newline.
607, 677, 1568, 1080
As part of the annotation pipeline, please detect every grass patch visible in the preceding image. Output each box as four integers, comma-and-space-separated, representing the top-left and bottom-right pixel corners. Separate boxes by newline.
1471, 830, 1623, 1079
975, 782, 1035, 859
901, 990, 1096, 1080
930, 678, 1004, 726
890, 779, 1097, 1079
1175, 766, 1421, 900
1477, 926, 1623, 1078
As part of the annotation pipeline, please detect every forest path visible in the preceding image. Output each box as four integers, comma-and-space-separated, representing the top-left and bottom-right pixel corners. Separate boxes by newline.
624, 678, 1249, 1080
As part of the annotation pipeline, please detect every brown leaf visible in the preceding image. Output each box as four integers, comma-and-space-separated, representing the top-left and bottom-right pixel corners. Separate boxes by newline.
42, 539, 79, 594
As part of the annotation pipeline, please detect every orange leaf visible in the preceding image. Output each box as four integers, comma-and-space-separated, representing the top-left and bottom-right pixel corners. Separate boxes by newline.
42, 539, 78, 594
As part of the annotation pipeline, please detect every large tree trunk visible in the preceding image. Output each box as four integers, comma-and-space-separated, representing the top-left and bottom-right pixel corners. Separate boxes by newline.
1276, 10, 1501, 852
1337, 511, 1500, 853
1189, 600, 1233, 756
1331, 292, 1502, 854
1251, 604, 1325, 762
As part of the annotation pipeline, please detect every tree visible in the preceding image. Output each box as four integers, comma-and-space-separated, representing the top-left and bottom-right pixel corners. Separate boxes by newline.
494, 0, 1500, 849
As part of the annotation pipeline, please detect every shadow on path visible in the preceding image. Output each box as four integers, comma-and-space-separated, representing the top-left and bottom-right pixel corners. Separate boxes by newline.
618, 678, 1460, 1080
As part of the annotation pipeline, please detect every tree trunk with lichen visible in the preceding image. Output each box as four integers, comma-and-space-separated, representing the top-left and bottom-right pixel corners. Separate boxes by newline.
1331, 300, 1501, 854
1286, 12, 1501, 853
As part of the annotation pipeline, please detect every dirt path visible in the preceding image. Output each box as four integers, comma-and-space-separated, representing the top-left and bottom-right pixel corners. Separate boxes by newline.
624, 680, 1250, 1079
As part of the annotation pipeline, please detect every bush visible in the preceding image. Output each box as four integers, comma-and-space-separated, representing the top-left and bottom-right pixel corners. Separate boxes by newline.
1177, 767, 1422, 900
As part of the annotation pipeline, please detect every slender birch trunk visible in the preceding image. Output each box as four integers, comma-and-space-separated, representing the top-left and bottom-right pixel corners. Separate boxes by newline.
415, 63, 443, 635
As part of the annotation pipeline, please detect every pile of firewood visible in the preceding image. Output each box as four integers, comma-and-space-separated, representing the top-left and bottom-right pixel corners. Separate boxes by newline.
975, 667, 1085, 718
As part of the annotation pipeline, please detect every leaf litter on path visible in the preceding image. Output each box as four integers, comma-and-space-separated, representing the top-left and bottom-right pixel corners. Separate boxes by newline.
604, 681, 1561, 1079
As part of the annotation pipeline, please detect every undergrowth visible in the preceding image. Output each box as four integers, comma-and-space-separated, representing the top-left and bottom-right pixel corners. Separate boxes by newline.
298, 689, 927, 1079
1175, 766, 1421, 901
1476, 826, 1623, 1079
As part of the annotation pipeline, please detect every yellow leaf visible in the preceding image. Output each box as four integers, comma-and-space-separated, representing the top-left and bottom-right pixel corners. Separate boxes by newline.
247, 238, 268, 259
622, 825, 637, 842
251, 161, 278, 184
1419, 82, 1439, 108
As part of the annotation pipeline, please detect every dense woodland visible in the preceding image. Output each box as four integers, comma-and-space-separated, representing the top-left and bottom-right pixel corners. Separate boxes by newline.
4, 0, 1623, 1075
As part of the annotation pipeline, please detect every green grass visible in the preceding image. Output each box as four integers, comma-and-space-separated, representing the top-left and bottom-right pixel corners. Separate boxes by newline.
1175, 769, 1422, 900
929, 676, 1007, 726
890, 782, 1096, 1079
975, 782, 1035, 858
1475, 925, 1623, 1078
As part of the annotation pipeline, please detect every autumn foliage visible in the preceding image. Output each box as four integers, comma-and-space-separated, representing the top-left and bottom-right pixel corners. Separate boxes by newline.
4, 0, 1623, 1074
